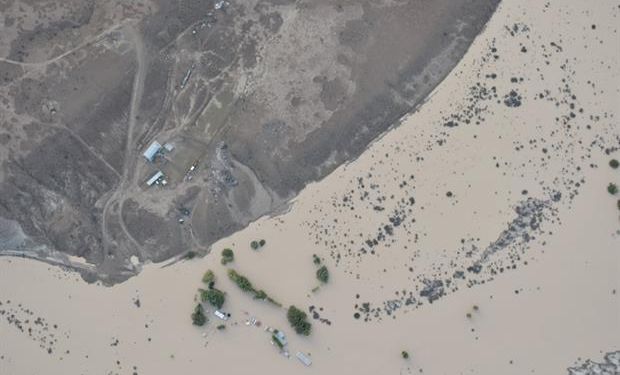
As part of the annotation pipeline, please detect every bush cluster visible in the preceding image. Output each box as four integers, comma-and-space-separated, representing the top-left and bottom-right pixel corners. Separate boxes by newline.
316, 265, 329, 283
200, 288, 226, 309
221, 248, 235, 265
250, 239, 266, 250
287, 305, 311, 336
227, 269, 281, 306
191, 304, 206, 326
202, 270, 215, 284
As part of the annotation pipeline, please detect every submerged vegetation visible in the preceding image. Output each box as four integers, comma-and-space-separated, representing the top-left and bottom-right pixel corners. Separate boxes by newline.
287, 305, 311, 336
312, 254, 321, 265
227, 269, 281, 306
250, 239, 266, 250
221, 248, 235, 265
202, 270, 215, 284
191, 304, 207, 326
200, 288, 226, 309
316, 265, 329, 283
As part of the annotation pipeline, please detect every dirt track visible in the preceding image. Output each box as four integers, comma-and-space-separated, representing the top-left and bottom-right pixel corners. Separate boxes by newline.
0, 0, 500, 283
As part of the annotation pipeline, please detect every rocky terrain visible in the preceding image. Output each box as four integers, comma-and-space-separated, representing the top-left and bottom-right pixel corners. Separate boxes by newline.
0, 0, 499, 283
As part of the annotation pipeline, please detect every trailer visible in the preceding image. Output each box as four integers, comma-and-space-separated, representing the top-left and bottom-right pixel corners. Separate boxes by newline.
296, 352, 312, 367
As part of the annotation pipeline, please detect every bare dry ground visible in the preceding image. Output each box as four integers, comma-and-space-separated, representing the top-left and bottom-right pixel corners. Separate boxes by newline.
0, 0, 500, 282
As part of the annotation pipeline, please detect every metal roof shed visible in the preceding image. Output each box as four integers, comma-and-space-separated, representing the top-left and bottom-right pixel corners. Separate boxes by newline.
143, 141, 162, 161
146, 171, 164, 186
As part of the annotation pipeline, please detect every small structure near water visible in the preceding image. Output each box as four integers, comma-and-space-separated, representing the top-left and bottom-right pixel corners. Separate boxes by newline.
296, 352, 312, 367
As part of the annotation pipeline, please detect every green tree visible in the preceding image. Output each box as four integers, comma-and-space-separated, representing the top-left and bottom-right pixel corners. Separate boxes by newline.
221, 248, 234, 265
202, 270, 215, 284
287, 305, 312, 336
401, 351, 409, 359
259, 239, 266, 247
228, 269, 254, 292
608, 183, 618, 195
250, 241, 259, 250
191, 304, 206, 326
610, 159, 619, 169
316, 265, 329, 283
200, 288, 226, 309
312, 254, 321, 265
254, 290, 268, 300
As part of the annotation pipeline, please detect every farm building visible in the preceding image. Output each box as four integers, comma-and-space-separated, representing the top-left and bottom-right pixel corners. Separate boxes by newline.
143, 141, 162, 161
146, 171, 164, 186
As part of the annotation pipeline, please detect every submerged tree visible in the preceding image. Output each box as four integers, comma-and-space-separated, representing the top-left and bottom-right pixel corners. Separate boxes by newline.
287, 305, 311, 336
316, 265, 329, 283
200, 288, 226, 309
202, 270, 215, 284
191, 304, 206, 326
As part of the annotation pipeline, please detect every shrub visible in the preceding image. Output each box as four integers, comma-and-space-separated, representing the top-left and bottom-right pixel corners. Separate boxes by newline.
228, 269, 254, 292
191, 304, 206, 326
610, 159, 619, 169
266, 296, 282, 307
254, 290, 268, 300
316, 265, 329, 283
217, 324, 226, 330
608, 183, 618, 195
312, 254, 321, 265
185, 251, 197, 259
287, 306, 311, 336
401, 351, 409, 359
202, 270, 215, 284
227, 269, 280, 305
200, 288, 226, 309
221, 248, 234, 265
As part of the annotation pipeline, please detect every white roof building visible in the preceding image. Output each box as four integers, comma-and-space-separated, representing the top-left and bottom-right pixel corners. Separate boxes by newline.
146, 171, 164, 186
143, 141, 162, 162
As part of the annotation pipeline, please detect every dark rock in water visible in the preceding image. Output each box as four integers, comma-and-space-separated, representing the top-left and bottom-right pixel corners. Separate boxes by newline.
420, 279, 445, 303
567, 350, 620, 375
503, 89, 522, 107
479, 198, 550, 262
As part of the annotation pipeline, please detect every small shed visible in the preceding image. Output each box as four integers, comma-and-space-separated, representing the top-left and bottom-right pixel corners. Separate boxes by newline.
163, 143, 175, 152
296, 352, 312, 367
146, 171, 164, 186
143, 141, 162, 161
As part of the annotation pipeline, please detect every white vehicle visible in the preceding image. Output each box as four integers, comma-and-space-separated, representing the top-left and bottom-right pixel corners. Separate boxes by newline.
214, 310, 229, 321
